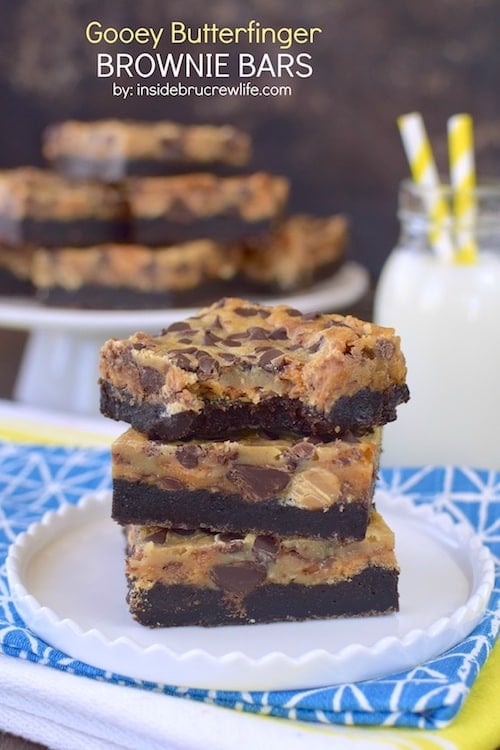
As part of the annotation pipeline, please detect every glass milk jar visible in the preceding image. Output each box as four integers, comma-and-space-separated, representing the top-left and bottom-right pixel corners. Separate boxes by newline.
374, 180, 500, 469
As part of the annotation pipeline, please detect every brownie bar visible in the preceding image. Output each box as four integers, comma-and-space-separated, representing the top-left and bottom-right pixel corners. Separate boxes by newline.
99, 297, 409, 440
112, 428, 381, 539
126, 172, 289, 245
43, 120, 251, 181
125, 510, 399, 627
33, 242, 242, 309
240, 214, 348, 292
0, 168, 128, 246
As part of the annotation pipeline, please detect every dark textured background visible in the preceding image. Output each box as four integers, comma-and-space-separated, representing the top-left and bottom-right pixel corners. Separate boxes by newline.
0, 0, 499, 276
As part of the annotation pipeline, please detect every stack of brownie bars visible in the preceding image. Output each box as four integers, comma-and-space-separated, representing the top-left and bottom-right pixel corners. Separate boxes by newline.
0, 120, 347, 308
99, 296, 409, 627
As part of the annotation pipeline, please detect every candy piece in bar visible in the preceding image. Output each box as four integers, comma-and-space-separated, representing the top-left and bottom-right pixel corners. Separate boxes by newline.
112, 428, 380, 541
240, 214, 348, 292
42, 119, 251, 180
0, 168, 128, 247
99, 297, 409, 440
125, 172, 289, 245
125, 510, 399, 627
32, 242, 242, 310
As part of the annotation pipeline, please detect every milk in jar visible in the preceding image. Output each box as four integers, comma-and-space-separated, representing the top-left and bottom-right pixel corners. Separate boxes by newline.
374, 181, 500, 469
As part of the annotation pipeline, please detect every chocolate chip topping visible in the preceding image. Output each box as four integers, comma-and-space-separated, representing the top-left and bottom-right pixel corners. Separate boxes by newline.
139, 366, 164, 395
144, 529, 168, 545
175, 444, 202, 468
252, 535, 280, 565
268, 327, 288, 340
202, 331, 221, 346
210, 561, 267, 596
258, 348, 286, 371
195, 353, 220, 380
228, 464, 290, 500
247, 326, 271, 340
162, 321, 192, 334
302, 311, 322, 321
234, 306, 263, 317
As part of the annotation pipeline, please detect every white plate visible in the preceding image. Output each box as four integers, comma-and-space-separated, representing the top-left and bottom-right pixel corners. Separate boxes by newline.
0, 262, 369, 335
6, 491, 494, 692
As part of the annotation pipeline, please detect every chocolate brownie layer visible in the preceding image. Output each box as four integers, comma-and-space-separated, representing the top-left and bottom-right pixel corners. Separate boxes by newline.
49, 156, 246, 180
99, 297, 409, 440
126, 172, 289, 246
33, 241, 241, 309
125, 510, 399, 627
115, 479, 372, 540
128, 568, 399, 627
131, 216, 272, 245
5, 218, 129, 247
101, 382, 407, 440
0, 168, 128, 247
43, 120, 251, 181
112, 428, 380, 538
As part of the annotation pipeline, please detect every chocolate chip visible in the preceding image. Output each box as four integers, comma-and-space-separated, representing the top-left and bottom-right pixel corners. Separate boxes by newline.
139, 367, 164, 395
308, 337, 325, 354
219, 352, 237, 363
212, 315, 223, 329
169, 353, 193, 370
258, 348, 286, 371
144, 529, 168, 544
210, 562, 266, 595
222, 338, 243, 347
132, 342, 146, 350
196, 353, 220, 380
325, 320, 351, 329
286, 308, 303, 317
228, 464, 290, 501
162, 321, 192, 334
302, 311, 321, 321
268, 327, 288, 340
202, 331, 221, 346
247, 326, 270, 340
234, 306, 261, 317
175, 444, 202, 468
253, 535, 280, 565
178, 337, 193, 344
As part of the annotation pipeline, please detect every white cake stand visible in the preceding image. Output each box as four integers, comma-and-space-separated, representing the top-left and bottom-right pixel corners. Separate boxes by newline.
0, 262, 369, 417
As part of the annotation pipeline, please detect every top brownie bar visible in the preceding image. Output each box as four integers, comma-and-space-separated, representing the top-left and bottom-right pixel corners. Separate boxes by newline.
99, 297, 409, 440
43, 119, 252, 180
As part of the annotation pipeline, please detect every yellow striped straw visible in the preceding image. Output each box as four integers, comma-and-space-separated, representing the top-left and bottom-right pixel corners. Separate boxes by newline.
447, 114, 478, 264
397, 112, 454, 262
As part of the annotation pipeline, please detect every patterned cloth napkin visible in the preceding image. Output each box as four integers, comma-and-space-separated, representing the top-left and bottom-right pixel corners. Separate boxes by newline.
0, 440, 498, 732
